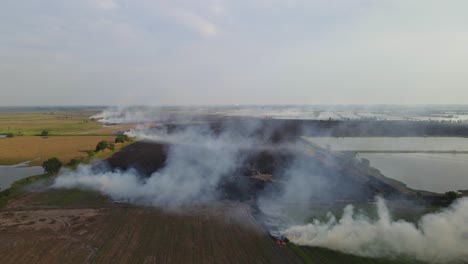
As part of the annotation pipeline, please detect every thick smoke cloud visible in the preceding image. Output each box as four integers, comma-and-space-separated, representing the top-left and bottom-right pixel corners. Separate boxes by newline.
54, 123, 252, 207
57, 109, 468, 262
283, 197, 468, 263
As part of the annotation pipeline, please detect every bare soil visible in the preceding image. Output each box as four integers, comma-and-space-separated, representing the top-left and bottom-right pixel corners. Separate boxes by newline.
0, 203, 303, 264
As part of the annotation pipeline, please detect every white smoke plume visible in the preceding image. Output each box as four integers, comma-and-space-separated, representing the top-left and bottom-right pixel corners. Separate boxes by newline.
90, 107, 155, 124
59, 108, 468, 262
283, 197, 468, 263
53, 120, 265, 207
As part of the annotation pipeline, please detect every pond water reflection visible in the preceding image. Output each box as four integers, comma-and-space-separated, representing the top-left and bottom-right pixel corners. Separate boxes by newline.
0, 162, 44, 190
306, 137, 468, 193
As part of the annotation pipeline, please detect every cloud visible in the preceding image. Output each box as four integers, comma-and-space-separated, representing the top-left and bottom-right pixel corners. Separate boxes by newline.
93, 0, 118, 10
2, 0, 468, 105
169, 9, 220, 38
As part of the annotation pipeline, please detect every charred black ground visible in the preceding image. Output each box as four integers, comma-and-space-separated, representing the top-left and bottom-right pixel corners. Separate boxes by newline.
105, 119, 451, 205
151, 117, 468, 137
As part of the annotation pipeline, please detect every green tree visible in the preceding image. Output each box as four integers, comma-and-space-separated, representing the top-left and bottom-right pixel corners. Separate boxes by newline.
67, 158, 82, 167
445, 191, 460, 201
40, 130, 49, 136
115, 134, 130, 143
95, 140, 110, 152
42, 157, 62, 174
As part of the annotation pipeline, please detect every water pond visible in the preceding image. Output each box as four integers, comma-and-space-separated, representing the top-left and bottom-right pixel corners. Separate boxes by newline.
360, 153, 468, 193
305, 137, 468, 193
305, 137, 468, 152
0, 162, 44, 190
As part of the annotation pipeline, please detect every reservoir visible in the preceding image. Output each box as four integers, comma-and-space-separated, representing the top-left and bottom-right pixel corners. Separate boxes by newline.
304, 137, 468, 193
359, 153, 468, 193
0, 162, 44, 190
305, 137, 468, 152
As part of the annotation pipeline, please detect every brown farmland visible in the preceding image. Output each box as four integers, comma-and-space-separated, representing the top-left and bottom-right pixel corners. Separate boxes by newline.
0, 201, 303, 264
0, 136, 116, 165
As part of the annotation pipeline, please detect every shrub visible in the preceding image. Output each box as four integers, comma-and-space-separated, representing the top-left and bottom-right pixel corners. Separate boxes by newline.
115, 134, 130, 143
67, 158, 82, 167
40, 130, 49, 137
86, 150, 95, 157
6, 133, 14, 138
445, 191, 461, 201
95, 140, 110, 152
42, 157, 63, 174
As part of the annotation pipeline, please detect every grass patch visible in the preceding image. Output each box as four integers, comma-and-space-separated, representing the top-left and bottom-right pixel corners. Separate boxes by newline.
0, 173, 53, 208
29, 188, 109, 207
0, 173, 110, 208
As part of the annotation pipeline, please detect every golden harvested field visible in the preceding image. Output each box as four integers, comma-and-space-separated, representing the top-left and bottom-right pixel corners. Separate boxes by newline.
0, 136, 116, 165
0, 109, 139, 166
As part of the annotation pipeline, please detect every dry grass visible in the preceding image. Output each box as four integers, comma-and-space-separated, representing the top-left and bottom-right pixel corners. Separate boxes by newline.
0, 110, 139, 166
0, 136, 117, 165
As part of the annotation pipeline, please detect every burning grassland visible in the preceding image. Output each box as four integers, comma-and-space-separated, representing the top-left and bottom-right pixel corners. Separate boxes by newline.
45, 118, 468, 263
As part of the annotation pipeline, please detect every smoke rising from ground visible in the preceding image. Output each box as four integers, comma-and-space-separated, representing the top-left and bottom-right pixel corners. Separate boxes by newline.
54, 124, 250, 207
56, 109, 468, 262
283, 197, 468, 263
91, 106, 468, 124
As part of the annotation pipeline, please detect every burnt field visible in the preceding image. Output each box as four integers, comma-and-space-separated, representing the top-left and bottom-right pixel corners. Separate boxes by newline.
0, 202, 303, 264
157, 117, 468, 138
105, 139, 447, 204
0, 118, 460, 263
0, 198, 422, 264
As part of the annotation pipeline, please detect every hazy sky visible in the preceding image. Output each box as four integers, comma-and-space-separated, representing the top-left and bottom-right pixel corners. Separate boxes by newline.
1, 0, 467, 106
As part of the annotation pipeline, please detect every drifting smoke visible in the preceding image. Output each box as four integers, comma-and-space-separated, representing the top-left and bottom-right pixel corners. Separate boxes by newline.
53, 117, 290, 207
283, 197, 468, 263
90, 107, 154, 124
53, 123, 254, 207
56, 109, 468, 262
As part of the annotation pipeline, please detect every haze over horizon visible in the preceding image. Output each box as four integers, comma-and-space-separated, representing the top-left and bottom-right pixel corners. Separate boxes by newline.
1, 0, 467, 106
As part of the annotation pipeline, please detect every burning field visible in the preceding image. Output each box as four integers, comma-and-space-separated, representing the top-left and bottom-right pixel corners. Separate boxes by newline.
1, 116, 468, 263
0, 202, 305, 264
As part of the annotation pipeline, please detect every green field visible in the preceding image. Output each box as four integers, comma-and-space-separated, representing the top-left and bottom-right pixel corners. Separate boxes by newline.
0, 111, 101, 136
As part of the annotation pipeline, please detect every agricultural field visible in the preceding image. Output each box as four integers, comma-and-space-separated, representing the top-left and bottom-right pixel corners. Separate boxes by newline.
0, 184, 422, 264
0, 188, 303, 264
0, 136, 118, 166
0, 109, 137, 166
0, 111, 100, 136
0, 170, 426, 264
0, 109, 435, 263
0, 111, 135, 136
